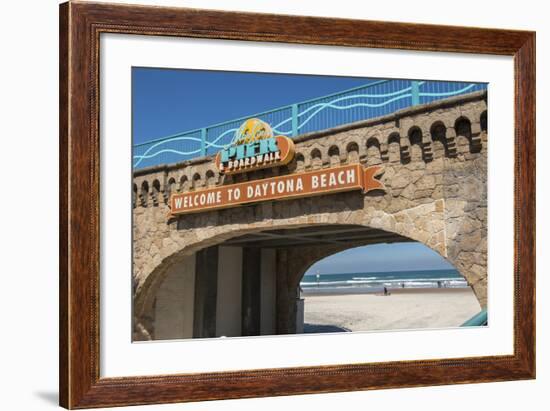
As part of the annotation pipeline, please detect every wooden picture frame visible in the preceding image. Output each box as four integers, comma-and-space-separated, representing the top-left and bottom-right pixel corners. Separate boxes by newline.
59, 1, 535, 408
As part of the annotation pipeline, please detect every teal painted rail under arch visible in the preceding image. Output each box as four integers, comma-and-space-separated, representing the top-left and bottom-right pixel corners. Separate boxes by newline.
133, 79, 487, 169
460, 309, 488, 327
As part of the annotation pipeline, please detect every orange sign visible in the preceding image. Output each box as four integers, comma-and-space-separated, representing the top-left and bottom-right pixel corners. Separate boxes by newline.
169, 164, 385, 216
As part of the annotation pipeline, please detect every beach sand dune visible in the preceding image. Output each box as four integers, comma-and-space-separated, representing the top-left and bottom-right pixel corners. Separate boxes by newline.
303, 288, 482, 333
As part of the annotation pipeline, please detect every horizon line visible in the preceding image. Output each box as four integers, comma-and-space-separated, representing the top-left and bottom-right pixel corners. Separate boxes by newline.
303, 267, 458, 276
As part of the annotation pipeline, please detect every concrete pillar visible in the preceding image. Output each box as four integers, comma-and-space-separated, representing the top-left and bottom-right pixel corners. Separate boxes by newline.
295, 298, 305, 333
154, 255, 195, 340
241, 247, 261, 336
193, 246, 218, 338
216, 246, 243, 337
260, 248, 276, 335
275, 249, 296, 334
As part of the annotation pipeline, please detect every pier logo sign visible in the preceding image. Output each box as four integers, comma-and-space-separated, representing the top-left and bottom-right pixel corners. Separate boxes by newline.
215, 118, 295, 174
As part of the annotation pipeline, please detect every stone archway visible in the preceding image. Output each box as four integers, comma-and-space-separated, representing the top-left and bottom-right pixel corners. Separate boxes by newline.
132, 92, 488, 340
133, 195, 480, 340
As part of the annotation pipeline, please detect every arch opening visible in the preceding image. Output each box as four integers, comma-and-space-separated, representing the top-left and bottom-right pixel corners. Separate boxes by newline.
299, 243, 481, 334
387, 132, 401, 163
135, 222, 483, 342
295, 153, 305, 171
192, 172, 202, 189
152, 179, 161, 206
430, 121, 449, 158
408, 126, 432, 162
310, 148, 322, 168
139, 181, 149, 207
480, 110, 488, 132
366, 137, 382, 165
132, 183, 138, 208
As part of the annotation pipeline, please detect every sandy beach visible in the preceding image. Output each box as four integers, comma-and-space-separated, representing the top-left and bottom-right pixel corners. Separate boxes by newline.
303, 288, 482, 333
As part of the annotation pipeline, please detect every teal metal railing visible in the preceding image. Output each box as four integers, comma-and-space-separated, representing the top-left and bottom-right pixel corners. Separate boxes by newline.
133, 79, 487, 169
460, 309, 488, 327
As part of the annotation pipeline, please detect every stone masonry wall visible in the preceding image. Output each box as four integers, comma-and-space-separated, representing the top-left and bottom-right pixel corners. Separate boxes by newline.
132, 91, 487, 340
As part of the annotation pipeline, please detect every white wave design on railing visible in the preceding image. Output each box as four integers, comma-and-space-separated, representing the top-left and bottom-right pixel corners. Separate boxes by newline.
133, 83, 479, 167
293, 93, 415, 133
135, 148, 201, 159
133, 131, 235, 166
134, 136, 202, 166
419, 84, 475, 97
262, 85, 419, 137
206, 128, 238, 148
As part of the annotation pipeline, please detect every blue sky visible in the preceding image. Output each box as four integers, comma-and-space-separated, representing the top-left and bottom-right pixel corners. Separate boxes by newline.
304, 243, 454, 275
133, 67, 455, 274
132, 67, 376, 145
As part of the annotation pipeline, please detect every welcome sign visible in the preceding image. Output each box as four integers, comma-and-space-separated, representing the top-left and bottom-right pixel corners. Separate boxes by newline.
169, 164, 385, 216
214, 118, 295, 174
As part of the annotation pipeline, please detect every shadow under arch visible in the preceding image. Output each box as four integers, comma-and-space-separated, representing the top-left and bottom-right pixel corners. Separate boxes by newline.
133, 217, 481, 341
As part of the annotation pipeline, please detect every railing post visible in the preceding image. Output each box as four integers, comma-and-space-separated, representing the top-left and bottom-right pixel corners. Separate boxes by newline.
411, 80, 420, 105
291, 104, 298, 137
200, 127, 207, 157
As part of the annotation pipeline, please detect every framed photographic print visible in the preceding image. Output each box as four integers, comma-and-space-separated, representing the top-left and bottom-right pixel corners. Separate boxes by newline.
59, 1, 535, 408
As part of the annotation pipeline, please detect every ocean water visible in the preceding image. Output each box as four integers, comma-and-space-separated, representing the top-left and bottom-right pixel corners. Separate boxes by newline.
300, 269, 468, 293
